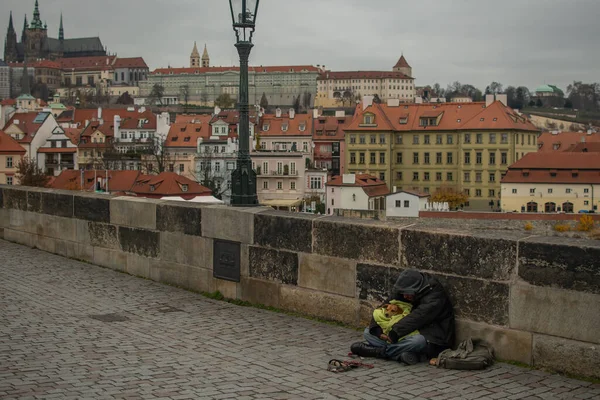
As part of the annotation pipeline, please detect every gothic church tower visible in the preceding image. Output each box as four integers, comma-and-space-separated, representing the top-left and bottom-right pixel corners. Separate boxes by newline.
190, 42, 200, 68
4, 12, 18, 62
201, 44, 210, 68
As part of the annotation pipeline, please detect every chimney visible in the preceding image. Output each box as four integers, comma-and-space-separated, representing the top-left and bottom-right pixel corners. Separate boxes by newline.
362, 95, 374, 110
312, 108, 320, 119
114, 115, 121, 138
275, 107, 282, 118
97, 107, 102, 120
335, 110, 345, 118
415, 96, 423, 104
342, 174, 356, 185
393, 186, 397, 193
485, 94, 495, 107
495, 94, 508, 107
289, 108, 295, 119
387, 99, 400, 107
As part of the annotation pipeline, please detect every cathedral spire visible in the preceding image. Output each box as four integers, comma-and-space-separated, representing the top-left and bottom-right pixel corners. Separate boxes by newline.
59, 13, 64, 41
8, 11, 15, 34
31, 0, 44, 29
22, 15, 28, 42
190, 41, 200, 68
201, 44, 210, 68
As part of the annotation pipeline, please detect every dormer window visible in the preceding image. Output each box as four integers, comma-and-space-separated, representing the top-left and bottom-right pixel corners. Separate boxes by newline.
182, 184, 189, 192
282, 123, 288, 132
171, 137, 178, 141
184, 137, 191, 142
553, 144, 560, 150
299, 123, 306, 132
399, 117, 408, 124
262, 124, 270, 131
150, 185, 155, 192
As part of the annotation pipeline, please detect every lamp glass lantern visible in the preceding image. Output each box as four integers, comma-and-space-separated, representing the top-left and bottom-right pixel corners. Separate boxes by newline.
229, 0, 259, 43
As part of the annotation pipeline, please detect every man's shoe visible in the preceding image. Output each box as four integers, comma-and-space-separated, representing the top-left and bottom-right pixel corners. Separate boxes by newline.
399, 351, 420, 365
350, 342, 386, 358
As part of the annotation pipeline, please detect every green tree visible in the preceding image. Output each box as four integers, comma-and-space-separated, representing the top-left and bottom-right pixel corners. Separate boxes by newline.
148, 84, 165, 105
214, 93, 235, 109
16, 158, 50, 187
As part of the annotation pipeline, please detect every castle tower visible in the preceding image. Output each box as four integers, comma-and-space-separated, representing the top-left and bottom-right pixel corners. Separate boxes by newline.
393, 54, 412, 78
190, 41, 200, 68
4, 11, 18, 62
22, 15, 28, 43
202, 44, 210, 68
24, 0, 49, 61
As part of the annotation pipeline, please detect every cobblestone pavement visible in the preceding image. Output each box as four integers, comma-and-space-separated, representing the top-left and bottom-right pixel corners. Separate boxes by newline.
1, 240, 599, 400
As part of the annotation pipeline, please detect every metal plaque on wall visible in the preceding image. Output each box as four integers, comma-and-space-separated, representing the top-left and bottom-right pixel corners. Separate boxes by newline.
213, 240, 241, 282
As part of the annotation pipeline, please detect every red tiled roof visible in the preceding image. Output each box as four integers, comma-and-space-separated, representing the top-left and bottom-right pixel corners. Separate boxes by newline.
3, 112, 51, 143
32, 60, 61, 69
176, 114, 212, 124
392, 189, 430, 198
0, 129, 26, 154
59, 56, 116, 71
1, 99, 16, 106
537, 132, 600, 152
346, 101, 538, 132
259, 113, 312, 137
132, 172, 212, 198
394, 55, 411, 69
118, 110, 157, 130
113, 57, 148, 69
326, 173, 390, 197
152, 65, 319, 75
165, 115, 213, 149
507, 152, 600, 170
37, 148, 77, 154
318, 71, 412, 81
63, 128, 82, 145
51, 170, 142, 192
313, 115, 353, 141
565, 142, 600, 153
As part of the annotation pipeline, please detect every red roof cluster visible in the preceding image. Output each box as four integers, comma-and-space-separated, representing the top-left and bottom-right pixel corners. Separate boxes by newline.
502, 152, 600, 184
165, 115, 213, 149
3, 112, 51, 143
113, 57, 148, 69
152, 65, 319, 75
313, 115, 353, 141
260, 113, 312, 137
0, 129, 26, 154
326, 174, 390, 197
537, 131, 600, 152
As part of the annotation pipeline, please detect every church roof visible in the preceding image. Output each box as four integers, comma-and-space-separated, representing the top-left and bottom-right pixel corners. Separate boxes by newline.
394, 55, 411, 69
191, 42, 200, 57
202, 44, 209, 59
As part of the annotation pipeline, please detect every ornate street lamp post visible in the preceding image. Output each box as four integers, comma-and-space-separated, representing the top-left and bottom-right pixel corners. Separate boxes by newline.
229, 0, 259, 206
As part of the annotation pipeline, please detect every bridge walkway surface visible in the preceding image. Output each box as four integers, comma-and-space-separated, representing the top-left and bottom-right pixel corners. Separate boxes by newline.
1, 240, 599, 400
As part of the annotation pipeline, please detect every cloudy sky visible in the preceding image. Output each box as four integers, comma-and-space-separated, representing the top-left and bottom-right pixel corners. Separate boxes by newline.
2, 0, 598, 91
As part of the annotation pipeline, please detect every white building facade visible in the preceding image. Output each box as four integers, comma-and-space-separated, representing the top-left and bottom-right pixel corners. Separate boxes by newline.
386, 191, 430, 218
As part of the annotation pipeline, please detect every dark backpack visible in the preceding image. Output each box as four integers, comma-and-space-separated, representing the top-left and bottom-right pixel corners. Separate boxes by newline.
436, 338, 495, 370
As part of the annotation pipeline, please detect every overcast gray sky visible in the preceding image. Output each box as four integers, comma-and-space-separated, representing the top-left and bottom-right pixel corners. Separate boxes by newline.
2, 0, 598, 92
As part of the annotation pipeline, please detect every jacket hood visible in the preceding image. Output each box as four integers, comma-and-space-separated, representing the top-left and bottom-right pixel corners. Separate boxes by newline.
392, 269, 429, 296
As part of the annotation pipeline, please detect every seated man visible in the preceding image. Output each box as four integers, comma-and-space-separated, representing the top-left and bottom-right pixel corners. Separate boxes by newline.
351, 269, 455, 365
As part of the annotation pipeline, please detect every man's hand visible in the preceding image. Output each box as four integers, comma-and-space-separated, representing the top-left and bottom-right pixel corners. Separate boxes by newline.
379, 334, 391, 343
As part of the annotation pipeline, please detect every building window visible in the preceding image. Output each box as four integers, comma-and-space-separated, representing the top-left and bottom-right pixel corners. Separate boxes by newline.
379, 153, 385, 164
464, 172, 471, 182
447, 152, 453, 164
475, 189, 482, 197
476, 152, 482, 164
364, 115, 374, 125
413, 172, 419, 181
6, 157, 13, 168
424, 135, 430, 144
436, 152, 442, 164
370, 135, 377, 144
436, 135, 443, 144
501, 152, 507, 165
566, 188, 572, 194
489, 173, 495, 182
464, 152, 471, 164
413, 135, 419, 145
404, 200, 410, 208
447, 172, 453, 181
476, 134, 483, 144
277, 182, 283, 190
413, 152, 419, 164
548, 188, 553, 194
489, 133, 496, 144
436, 172, 442, 181
350, 153, 356, 164
370, 152, 376, 164
476, 172, 482, 182
447, 135, 453, 145
584, 188, 590, 194
512, 189, 517, 194
464, 133, 471, 144
395, 200, 402, 208
396, 152, 403, 164
530, 188, 536, 194
263, 181, 268, 189
310, 177, 322, 189
291, 182, 296, 190
379, 135, 386, 144
350, 135, 356, 144
359, 153, 365, 164
489, 189, 495, 197
169, 164, 174, 172
396, 171, 403, 180
396, 134, 403, 144
424, 152, 430, 164
179, 164, 184, 172
501, 133, 508, 144
489, 152, 496, 165
584, 201, 589, 206
424, 172, 430, 181
359, 135, 366, 144
379, 172, 385, 181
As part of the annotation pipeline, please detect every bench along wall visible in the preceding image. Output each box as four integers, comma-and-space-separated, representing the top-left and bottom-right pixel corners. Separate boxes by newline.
1, 185, 599, 379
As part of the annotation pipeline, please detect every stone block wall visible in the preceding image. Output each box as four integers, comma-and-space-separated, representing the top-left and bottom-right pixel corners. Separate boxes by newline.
1, 185, 599, 378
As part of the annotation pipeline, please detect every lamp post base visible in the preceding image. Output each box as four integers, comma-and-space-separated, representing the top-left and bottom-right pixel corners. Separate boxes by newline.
230, 163, 258, 207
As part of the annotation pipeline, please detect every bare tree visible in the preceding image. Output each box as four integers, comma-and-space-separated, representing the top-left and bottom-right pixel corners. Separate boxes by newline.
214, 93, 235, 109
16, 158, 50, 187
200, 91, 209, 106
148, 84, 165, 106
180, 85, 190, 110
302, 91, 312, 111
140, 137, 175, 174
195, 146, 229, 199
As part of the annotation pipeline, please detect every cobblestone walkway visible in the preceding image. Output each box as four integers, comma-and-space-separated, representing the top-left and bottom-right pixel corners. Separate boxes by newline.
1, 240, 599, 400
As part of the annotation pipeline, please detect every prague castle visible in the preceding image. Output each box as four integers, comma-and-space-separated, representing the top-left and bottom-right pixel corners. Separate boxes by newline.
4, 0, 107, 62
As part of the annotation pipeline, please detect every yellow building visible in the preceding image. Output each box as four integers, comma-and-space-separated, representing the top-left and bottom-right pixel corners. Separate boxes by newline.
0, 129, 26, 185
501, 152, 600, 213
344, 97, 540, 210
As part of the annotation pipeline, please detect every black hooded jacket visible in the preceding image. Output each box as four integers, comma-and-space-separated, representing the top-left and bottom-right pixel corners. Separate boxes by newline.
369, 270, 455, 354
